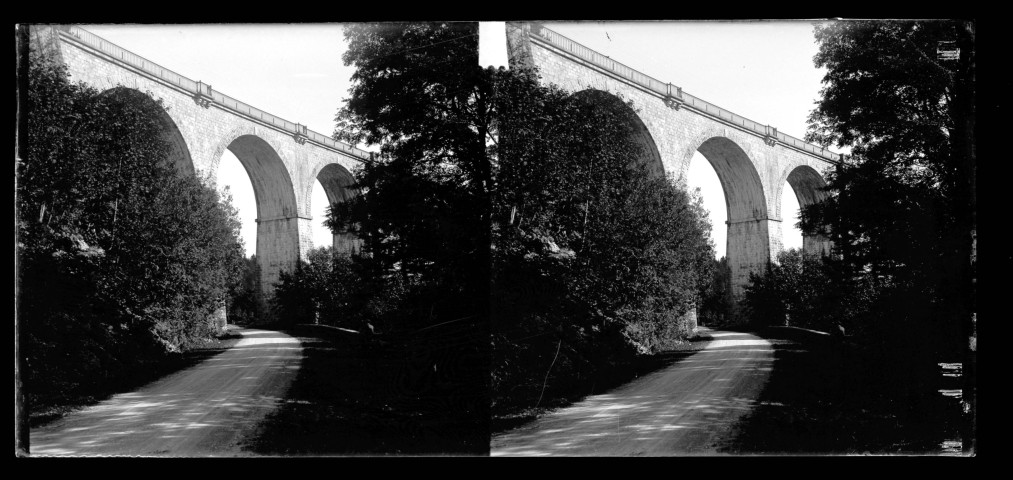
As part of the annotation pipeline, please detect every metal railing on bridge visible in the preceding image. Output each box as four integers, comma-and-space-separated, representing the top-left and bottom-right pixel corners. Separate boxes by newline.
58, 25, 372, 162
528, 24, 841, 164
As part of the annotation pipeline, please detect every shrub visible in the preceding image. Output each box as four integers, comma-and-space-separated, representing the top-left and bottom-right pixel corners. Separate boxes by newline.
699, 257, 736, 326
744, 249, 876, 334
491, 72, 714, 411
227, 255, 268, 326
19, 35, 245, 404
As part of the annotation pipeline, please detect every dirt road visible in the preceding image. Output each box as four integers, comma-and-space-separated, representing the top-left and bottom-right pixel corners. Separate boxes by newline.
30, 328, 302, 456
491, 330, 776, 456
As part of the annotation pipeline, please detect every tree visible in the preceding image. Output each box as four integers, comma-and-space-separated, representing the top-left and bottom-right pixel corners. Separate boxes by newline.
330, 22, 491, 321
227, 255, 268, 326
802, 20, 975, 449
804, 19, 974, 347
271, 247, 339, 326
326, 23, 491, 450
491, 68, 715, 408
18, 35, 245, 408
744, 249, 876, 334
699, 256, 736, 326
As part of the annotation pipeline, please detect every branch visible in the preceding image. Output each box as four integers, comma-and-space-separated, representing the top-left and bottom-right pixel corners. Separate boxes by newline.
901, 29, 955, 81
535, 338, 562, 409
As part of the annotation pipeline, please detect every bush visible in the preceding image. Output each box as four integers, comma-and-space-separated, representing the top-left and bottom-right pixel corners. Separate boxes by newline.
228, 255, 268, 326
19, 36, 245, 405
744, 249, 876, 335
270, 247, 423, 334
699, 257, 736, 326
491, 72, 715, 412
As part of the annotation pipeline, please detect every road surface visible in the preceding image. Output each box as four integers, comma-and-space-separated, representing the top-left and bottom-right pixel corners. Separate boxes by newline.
492, 330, 777, 456
30, 328, 303, 456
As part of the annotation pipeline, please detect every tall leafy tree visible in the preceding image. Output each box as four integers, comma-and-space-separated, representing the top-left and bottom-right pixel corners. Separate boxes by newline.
801, 20, 975, 448
744, 249, 876, 334
327, 22, 491, 452
331, 22, 491, 315
805, 21, 974, 292
18, 34, 245, 411
491, 68, 715, 409
227, 255, 267, 326
699, 256, 735, 326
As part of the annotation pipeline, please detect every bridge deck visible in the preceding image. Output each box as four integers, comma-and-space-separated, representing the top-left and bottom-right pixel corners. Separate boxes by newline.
524, 23, 841, 165
58, 25, 371, 162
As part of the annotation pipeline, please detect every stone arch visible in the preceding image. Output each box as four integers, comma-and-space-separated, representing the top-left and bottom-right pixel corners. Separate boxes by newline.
693, 136, 770, 300
212, 131, 301, 295
784, 164, 832, 256
569, 89, 664, 175
99, 86, 194, 176
311, 161, 362, 254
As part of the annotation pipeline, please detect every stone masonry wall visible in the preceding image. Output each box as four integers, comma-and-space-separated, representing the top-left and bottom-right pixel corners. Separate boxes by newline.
509, 24, 836, 304
52, 27, 362, 295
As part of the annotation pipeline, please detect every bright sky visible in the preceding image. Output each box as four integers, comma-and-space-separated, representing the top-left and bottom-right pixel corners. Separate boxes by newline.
536, 21, 841, 258
82, 24, 358, 257
81, 21, 836, 259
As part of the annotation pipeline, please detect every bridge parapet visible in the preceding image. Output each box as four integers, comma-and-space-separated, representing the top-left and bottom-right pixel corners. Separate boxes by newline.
57, 25, 372, 162
525, 23, 841, 165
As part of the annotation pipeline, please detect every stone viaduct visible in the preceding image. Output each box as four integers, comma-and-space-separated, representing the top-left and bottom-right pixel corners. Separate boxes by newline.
31, 25, 369, 295
507, 22, 840, 298
29, 24, 840, 306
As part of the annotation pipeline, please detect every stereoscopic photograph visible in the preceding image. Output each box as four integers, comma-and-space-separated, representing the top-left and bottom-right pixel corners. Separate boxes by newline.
15, 20, 976, 457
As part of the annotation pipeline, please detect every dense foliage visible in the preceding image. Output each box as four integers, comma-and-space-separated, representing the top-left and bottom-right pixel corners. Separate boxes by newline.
318, 21, 714, 427
318, 23, 491, 451
744, 249, 878, 335
18, 43, 245, 406
226, 255, 268, 326
329, 22, 490, 325
271, 247, 405, 332
698, 256, 736, 326
776, 20, 976, 449
800, 20, 974, 359
490, 68, 715, 412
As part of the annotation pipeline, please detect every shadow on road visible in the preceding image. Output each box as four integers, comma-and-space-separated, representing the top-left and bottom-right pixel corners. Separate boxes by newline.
242, 323, 488, 456
492, 330, 773, 456
720, 327, 967, 455
28, 331, 243, 429
491, 330, 714, 435
29, 329, 298, 456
